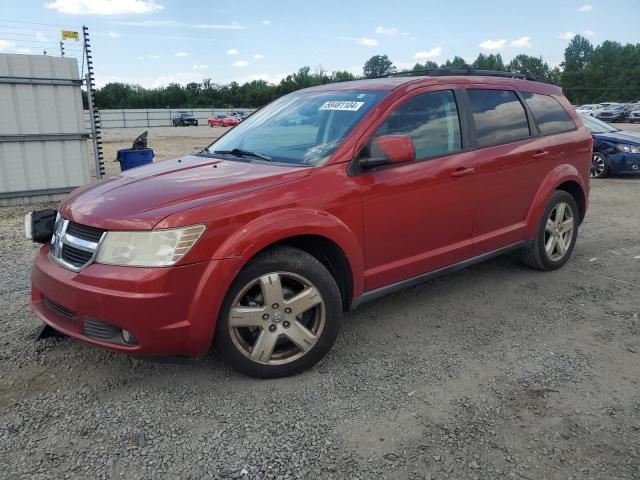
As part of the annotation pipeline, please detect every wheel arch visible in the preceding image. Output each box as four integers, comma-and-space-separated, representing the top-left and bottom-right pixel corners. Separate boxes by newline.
524, 165, 588, 237
211, 209, 365, 309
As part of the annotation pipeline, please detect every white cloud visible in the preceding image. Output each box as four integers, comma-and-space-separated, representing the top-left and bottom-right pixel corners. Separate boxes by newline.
510, 36, 531, 48
375, 26, 399, 36
17, 47, 32, 54
175, 51, 188, 57
253, 53, 265, 59
578, 4, 592, 12
192, 64, 208, 70
0, 39, 16, 51
261, 20, 271, 25
559, 31, 575, 40
113, 20, 243, 29
358, 37, 379, 46
414, 46, 442, 59
107, 30, 120, 38
148, 54, 160, 59
232, 60, 249, 67
226, 48, 239, 56
479, 39, 507, 50
45, 0, 163, 15
583, 29, 595, 37
194, 22, 243, 30
35, 32, 47, 41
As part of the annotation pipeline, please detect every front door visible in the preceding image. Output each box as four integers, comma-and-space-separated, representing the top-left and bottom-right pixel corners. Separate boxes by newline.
358, 89, 478, 291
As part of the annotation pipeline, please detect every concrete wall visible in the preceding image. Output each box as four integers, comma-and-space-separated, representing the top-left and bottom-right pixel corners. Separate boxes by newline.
84, 108, 256, 129
0, 53, 89, 205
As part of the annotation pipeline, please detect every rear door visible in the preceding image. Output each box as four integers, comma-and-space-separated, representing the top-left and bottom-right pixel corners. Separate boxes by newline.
358, 87, 478, 290
463, 87, 552, 255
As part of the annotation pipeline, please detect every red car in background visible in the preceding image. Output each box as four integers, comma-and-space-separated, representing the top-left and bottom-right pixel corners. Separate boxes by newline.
208, 115, 240, 127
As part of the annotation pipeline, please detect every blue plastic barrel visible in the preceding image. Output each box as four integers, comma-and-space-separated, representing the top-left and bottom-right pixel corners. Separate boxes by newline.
116, 148, 154, 171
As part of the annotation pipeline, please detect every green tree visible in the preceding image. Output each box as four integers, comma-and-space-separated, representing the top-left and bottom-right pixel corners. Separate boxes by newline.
472, 53, 505, 71
507, 54, 551, 78
363, 55, 396, 78
441, 56, 467, 68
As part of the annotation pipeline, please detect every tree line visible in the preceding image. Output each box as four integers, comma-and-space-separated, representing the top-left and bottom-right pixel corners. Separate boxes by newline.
91, 36, 639, 110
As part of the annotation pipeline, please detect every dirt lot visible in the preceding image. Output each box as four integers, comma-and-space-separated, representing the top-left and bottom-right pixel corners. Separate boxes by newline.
90, 125, 225, 178
0, 128, 639, 479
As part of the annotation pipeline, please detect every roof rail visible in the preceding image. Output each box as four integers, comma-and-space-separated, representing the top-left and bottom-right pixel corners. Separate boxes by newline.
384, 64, 553, 84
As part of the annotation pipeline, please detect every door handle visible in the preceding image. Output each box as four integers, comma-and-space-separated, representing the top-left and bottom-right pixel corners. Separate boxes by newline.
532, 150, 549, 159
450, 167, 475, 178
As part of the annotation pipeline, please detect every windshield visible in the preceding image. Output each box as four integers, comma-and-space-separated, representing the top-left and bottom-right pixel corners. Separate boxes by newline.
580, 115, 620, 133
605, 104, 623, 111
203, 90, 386, 166
578, 104, 593, 109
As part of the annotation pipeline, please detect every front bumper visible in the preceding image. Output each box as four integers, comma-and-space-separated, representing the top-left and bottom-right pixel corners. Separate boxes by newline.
31, 246, 242, 356
606, 151, 640, 174
596, 114, 625, 122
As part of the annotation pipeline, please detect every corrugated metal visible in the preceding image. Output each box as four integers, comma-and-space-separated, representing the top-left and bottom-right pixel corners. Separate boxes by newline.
0, 53, 89, 205
83, 108, 255, 129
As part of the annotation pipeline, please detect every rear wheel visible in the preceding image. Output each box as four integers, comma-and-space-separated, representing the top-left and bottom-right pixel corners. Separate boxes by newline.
590, 152, 610, 178
214, 246, 342, 378
521, 190, 578, 271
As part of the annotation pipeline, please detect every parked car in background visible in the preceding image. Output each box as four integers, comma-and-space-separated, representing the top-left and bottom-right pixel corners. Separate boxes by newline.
575, 104, 604, 117
208, 115, 240, 127
596, 104, 632, 123
580, 115, 640, 178
625, 105, 640, 123
29, 72, 591, 378
172, 112, 198, 127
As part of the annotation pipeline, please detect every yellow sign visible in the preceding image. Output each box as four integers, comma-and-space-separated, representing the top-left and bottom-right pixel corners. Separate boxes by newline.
61, 30, 79, 41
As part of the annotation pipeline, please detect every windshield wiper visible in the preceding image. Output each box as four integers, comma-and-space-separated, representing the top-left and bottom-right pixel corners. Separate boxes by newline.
213, 148, 272, 162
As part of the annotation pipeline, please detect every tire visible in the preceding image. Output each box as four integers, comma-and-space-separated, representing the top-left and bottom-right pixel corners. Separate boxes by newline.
521, 190, 579, 271
208, 120, 213, 127
590, 152, 610, 179
214, 246, 342, 378
194, 121, 198, 126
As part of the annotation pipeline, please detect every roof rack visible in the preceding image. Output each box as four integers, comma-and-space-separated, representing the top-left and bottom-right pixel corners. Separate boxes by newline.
384, 64, 552, 84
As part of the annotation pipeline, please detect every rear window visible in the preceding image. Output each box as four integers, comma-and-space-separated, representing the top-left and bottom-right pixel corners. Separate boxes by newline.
468, 89, 530, 147
521, 92, 576, 135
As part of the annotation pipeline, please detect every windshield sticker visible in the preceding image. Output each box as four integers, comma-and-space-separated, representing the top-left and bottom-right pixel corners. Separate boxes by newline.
319, 101, 365, 112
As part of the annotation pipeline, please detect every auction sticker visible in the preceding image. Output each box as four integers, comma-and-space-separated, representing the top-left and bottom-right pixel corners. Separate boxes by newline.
319, 101, 364, 111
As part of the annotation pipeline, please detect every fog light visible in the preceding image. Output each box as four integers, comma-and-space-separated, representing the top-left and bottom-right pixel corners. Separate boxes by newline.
122, 329, 139, 345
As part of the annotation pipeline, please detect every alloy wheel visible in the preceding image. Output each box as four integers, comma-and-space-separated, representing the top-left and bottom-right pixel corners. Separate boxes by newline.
544, 202, 575, 261
590, 153, 606, 178
228, 272, 325, 365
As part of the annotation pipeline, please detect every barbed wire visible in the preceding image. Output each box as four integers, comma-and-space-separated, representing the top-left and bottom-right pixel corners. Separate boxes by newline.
0, 20, 84, 59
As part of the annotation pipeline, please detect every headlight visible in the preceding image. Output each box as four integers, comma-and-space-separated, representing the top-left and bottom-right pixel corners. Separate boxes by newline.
96, 225, 205, 267
616, 144, 640, 154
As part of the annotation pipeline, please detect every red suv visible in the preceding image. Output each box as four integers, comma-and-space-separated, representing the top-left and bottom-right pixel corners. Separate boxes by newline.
30, 71, 591, 378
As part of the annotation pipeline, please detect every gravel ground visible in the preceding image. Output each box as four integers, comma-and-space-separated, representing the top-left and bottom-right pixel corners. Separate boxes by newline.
1, 175, 639, 478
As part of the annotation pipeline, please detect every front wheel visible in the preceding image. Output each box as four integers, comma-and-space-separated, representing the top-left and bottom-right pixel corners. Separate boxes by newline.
590, 152, 610, 178
214, 246, 342, 378
521, 190, 579, 271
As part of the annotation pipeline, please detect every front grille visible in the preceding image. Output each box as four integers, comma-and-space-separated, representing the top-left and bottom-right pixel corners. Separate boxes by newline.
83, 318, 122, 342
43, 296, 76, 321
66, 222, 105, 243
61, 244, 93, 268
50, 217, 105, 271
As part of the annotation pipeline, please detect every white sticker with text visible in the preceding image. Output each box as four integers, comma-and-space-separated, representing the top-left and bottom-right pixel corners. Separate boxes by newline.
319, 101, 365, 111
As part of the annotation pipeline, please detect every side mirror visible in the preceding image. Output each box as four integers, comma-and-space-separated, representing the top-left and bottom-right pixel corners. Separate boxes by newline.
359, 135, 415, 169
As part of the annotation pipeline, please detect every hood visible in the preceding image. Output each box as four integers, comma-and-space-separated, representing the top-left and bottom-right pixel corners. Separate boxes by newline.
593, 130, 640, 146
59, 155, 313, 230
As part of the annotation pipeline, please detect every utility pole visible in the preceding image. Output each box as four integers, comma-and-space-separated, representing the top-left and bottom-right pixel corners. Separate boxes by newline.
82, 25, 104, 179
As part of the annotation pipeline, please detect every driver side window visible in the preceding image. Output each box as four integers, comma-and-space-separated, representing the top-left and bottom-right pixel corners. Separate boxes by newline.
374, 90, 462, 160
